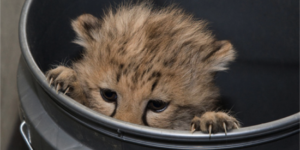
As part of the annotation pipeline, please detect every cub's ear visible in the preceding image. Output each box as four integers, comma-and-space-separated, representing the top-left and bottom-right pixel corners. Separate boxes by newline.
203, 40, 236, 72
72, 14, 101, 47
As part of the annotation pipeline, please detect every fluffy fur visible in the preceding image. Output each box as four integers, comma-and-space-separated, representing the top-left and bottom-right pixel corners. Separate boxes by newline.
46, 2, 240, 133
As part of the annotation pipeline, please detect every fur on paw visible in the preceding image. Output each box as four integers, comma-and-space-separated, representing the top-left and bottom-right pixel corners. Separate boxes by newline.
45, 66, 77, 95
190, 111, 240, 135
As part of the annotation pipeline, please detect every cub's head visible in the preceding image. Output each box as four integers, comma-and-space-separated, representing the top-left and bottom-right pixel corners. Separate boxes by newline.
71, 4, 235, 130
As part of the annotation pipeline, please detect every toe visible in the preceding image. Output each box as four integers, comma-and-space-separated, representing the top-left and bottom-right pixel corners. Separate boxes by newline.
190, 123, 196, 133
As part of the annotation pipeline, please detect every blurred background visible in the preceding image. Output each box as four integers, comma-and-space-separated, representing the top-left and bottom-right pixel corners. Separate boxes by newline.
1, 0, 27, 149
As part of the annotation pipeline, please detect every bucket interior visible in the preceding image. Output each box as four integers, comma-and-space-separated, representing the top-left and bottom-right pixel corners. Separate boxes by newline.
25, 0, 299, 129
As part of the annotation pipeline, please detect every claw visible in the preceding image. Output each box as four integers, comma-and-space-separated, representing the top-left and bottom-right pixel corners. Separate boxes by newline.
208, 124, 212, 139
190, 123, 196, 133
56, 84, 60, 94
223, 122, 227, 135
64, 87, 70, 95
234, 122, 239, 129
49, 78, 53, 86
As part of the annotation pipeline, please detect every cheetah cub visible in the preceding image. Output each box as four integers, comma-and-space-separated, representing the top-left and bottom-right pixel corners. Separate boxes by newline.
46, 3, 240, 135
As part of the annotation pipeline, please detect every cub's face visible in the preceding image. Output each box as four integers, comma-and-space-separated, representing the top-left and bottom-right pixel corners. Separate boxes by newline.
76, 56, 208, 130
71, 4, 235, 130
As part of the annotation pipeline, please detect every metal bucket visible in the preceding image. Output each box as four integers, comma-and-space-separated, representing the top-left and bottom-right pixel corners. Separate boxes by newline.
18, 0, 299, 149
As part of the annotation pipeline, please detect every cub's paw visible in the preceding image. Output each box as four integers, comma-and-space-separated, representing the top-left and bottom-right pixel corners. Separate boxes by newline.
191, 111, 240, 136
45, 66, 77, 95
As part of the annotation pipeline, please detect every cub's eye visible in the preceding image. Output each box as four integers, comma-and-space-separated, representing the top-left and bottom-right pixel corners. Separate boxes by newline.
100, 89, 117, 102
147, 100, 169, 113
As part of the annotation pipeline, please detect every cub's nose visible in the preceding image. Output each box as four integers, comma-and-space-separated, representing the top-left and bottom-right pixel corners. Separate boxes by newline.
114, 111, 144, 125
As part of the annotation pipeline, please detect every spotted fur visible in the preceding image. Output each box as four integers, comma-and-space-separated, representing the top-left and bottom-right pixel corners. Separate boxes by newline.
46, 2, 239, 132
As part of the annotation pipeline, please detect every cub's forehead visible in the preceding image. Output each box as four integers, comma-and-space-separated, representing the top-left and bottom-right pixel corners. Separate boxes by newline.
91, 47, 179, 94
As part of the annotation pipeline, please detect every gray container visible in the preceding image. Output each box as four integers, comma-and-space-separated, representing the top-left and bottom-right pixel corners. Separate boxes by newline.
18, 0, 299, 149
